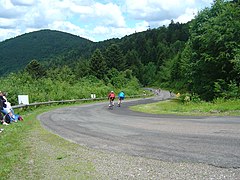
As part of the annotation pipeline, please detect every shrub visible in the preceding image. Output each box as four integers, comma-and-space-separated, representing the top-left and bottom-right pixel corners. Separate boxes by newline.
178, 93, 201, 104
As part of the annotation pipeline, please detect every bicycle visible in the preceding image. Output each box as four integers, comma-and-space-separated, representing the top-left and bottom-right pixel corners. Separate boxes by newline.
108, 98, 114, 110
117, 98, 123, 107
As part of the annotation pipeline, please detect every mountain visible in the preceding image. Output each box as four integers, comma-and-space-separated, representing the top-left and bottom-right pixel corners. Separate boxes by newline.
0, 29, 94, 75
0, 22, 189, 76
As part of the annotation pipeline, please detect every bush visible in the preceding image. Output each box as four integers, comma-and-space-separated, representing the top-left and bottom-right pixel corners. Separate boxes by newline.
178, 93, 201, 104
214, 80, 240, 99
0, 70, 142, 105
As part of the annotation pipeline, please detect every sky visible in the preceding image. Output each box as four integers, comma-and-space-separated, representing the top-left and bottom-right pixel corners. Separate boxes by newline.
0, 0, 214, 42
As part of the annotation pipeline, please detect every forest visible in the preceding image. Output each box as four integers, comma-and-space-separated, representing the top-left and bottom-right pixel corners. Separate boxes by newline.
0, 0, 239, 105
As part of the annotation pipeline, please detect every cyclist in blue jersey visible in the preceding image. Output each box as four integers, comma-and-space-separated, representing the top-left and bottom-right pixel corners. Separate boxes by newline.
117, 91, 125, 107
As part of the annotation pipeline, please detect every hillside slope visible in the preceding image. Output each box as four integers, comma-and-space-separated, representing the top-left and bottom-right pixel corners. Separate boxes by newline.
0, 29, 94, 75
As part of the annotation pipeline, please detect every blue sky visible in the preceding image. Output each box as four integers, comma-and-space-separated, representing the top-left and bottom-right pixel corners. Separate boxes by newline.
0, 0, 213, 42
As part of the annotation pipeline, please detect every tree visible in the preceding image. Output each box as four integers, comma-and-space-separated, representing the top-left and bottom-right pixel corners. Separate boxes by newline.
104, 44, 126, 71
156, 42, 170, 68
107, 68, 126, 87
25, 59, 46, 79
125, 50, 140, 67
89, 49, 107, 80
142, 62, 157, 86
232, 49, 240, 81
46, 65, 76, 84
187, 0, 240, 100
74, 58, 90, 79
125, 50, 144, 84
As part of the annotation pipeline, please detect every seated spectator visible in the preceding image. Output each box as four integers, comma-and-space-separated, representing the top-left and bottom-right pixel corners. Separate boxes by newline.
0, 91, 23, 123
0, 111, 9, 125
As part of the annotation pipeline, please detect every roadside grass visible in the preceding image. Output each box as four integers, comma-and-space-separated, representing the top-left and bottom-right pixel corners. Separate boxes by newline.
0, 103, 99, 180
130, 98, 240, 116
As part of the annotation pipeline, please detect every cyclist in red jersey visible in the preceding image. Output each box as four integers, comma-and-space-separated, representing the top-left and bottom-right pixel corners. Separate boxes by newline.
108, 91, 115, 108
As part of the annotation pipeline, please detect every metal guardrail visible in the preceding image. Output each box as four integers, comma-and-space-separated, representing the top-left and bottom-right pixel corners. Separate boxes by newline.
11, 94, 148, 109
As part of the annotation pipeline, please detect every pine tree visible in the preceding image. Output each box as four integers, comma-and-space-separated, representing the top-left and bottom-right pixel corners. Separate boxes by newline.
89, 49, 107, 80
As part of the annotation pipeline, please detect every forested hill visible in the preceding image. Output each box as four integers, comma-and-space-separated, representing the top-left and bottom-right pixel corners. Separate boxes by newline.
0, 29, 94, 75
0, 22, 189, 76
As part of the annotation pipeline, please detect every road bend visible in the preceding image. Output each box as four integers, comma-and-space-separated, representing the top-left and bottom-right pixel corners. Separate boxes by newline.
38, 92, 240, 169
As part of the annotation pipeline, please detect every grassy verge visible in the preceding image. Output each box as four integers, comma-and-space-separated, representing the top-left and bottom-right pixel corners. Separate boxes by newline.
0, 103, 99, 180
130, 98, 240, 116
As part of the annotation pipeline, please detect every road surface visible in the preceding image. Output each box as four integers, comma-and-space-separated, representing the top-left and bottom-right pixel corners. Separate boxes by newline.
38, 92, 240, 169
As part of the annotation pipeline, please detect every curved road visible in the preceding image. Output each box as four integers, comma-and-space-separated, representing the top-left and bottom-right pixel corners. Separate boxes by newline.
38, 91, 240, 169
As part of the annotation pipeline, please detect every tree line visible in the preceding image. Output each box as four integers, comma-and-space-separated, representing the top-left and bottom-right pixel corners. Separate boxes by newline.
1, 0, 239, 103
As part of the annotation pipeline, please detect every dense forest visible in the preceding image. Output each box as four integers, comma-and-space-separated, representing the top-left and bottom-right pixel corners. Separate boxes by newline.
0, 0, 239, 105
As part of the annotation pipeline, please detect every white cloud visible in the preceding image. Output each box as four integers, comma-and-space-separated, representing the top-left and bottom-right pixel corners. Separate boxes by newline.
0, 0, 14, 9
92, 26, 109, 35
135, 21, 149, 32
0, 0, 213, 42
91, 21, 149, 41
175, 8, 197, 23
11, 0, 36, 6
124, 0, 210, 26
0, 18, 17, 28
49, 21, 93, 40
69, 4, 94, 14
125, 0, 194, 20
0, 0, 27, 18
93, 2, 126, 27
0, 28, 21, 41
91, 26, 131, 41
68, 2, 126, 27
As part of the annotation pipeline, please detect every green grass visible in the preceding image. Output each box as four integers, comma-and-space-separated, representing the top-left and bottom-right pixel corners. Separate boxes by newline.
130, 99, 240, 116
0, 103, 99, 180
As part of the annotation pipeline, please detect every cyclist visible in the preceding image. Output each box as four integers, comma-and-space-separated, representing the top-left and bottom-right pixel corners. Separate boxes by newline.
108, 91, 115, 108
117, 91, 125, 107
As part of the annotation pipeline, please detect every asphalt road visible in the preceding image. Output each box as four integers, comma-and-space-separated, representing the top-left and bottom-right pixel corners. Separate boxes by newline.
38, 91, 240, 169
